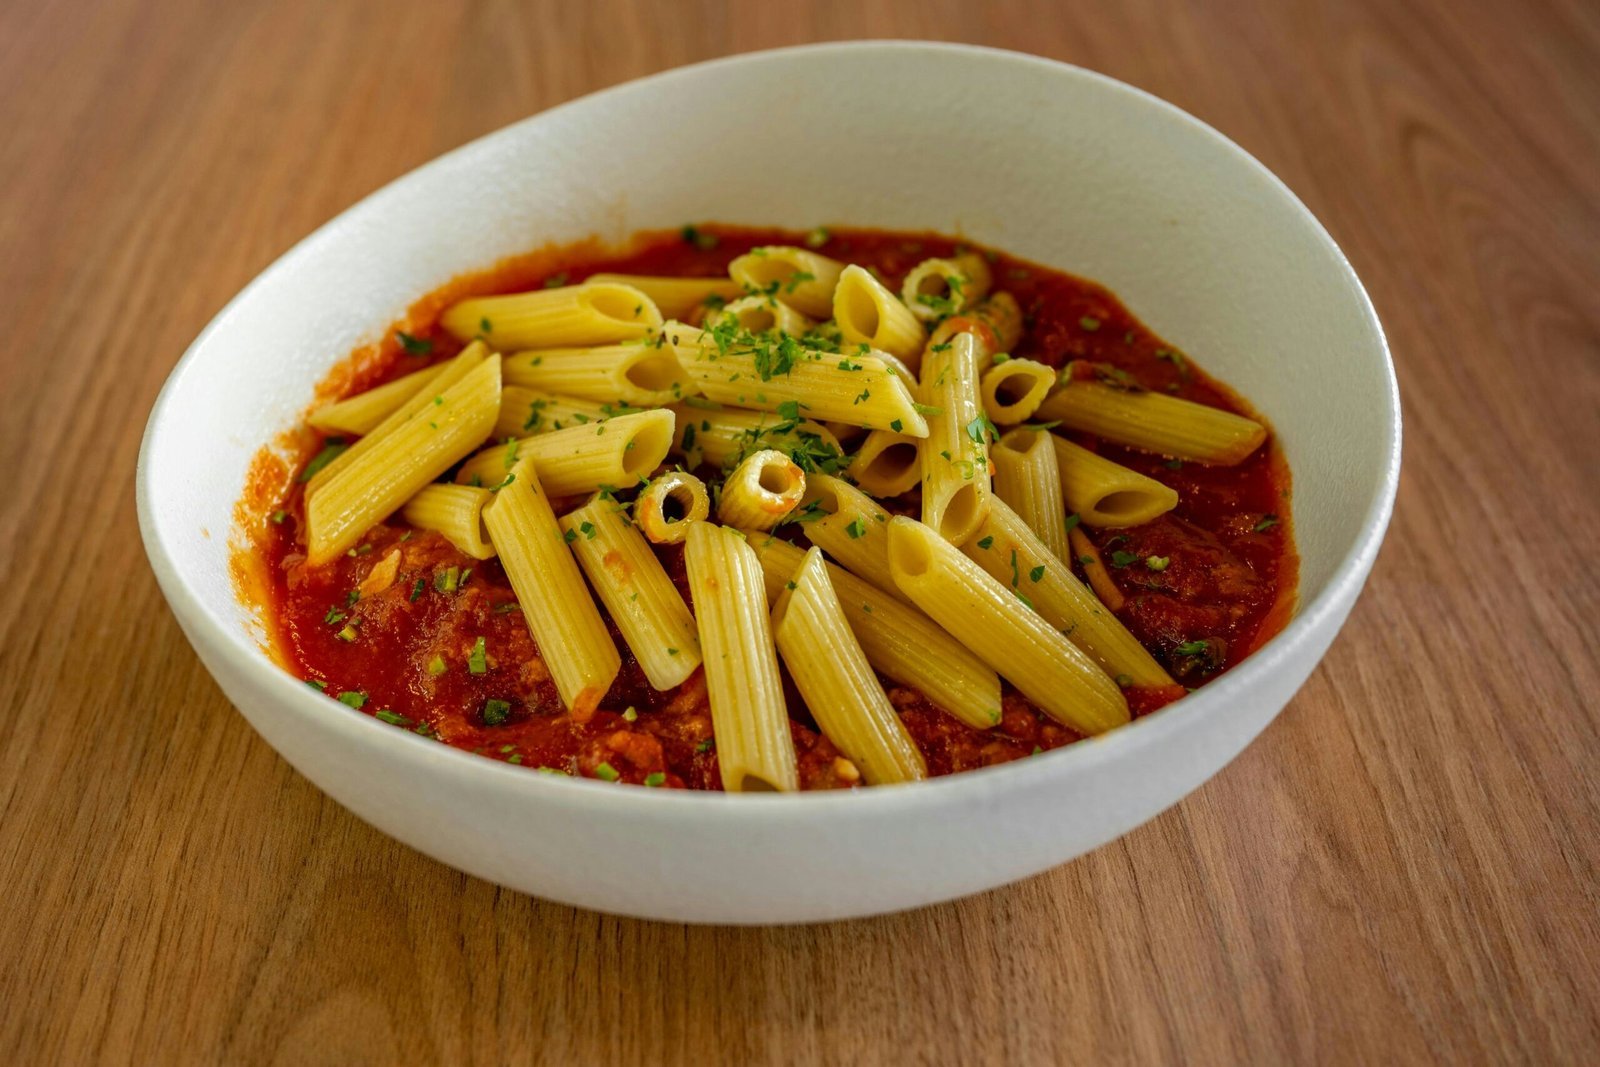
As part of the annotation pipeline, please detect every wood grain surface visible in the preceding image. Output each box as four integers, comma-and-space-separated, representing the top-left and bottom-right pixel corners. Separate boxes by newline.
3, 0, 1597, 1062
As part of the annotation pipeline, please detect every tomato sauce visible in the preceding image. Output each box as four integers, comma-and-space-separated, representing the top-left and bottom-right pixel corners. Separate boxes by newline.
239, 225, 1295, 790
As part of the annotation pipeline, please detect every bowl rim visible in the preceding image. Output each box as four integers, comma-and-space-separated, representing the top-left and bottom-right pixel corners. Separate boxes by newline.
137, 39, 1401, 815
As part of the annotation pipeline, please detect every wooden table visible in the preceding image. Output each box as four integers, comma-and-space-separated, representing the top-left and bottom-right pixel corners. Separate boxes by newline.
4, 0, 1596, 1061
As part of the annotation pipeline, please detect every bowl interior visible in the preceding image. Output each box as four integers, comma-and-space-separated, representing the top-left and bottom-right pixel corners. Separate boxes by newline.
142, 41, 1394, 714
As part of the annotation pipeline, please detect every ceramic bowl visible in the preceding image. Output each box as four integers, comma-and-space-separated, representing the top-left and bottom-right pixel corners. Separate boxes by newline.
138, 42, 1399, 923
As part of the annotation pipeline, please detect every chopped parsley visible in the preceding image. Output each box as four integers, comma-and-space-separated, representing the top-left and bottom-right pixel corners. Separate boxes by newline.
1145, 555, 1171, 572
1109, 550, 1140, 568
644, 771, 667, 788
976, 535, 994, 550
482, 698, 511, 725
563, 529, 578, 544
1029, 565, 1046, 583
1079, 315, 1101, 332
695, 738, 715, 754
889, 419, 903, 432
804, 226, 830, 249
467, 636, 487, 675
1064, 513, 1082, 532
336, 691, 367, 709
680, 224, 718, 250
427, 655, 447, 676
594, 762, 621, 782
1175, 640, 1210, 656
298, 441, 348, 483
1254, 514, 1280, 532
579, 520, 598, 540
375, 709, 412, 727
845, 516, 868, 539
396, 330, 433, 354
270, 509, 287, 525
409, 578, 426, 602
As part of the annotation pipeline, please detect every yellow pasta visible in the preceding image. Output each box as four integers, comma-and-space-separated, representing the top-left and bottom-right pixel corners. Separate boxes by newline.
308, 365, 447, 436
684, 522, 798, 792
400, 484, 495, 559
833, 264, 928, 365
1049, 434, 1179, 528
664, 322, 928, 435
717, 449, 805, 530
306, 354, 501, 566
454, 409, 674, 496
704, 294, 815, 337
634, 470, 710, 544
727, 246, 844, 318
440, 282, 662, 349
980, 358, 1055, 425
929, 290, 1023, 367
918, 331, 992, 545
771, 548, 927, 785
503, 342, 690, 407
846, 429, 922, 498
1035, 374, 1267, 464
585, 273, 742, 319
793, 474, 906, 603
494, 385, 609, 439
747, 534, 1001, 729
667, 401, 844, 471
886, 516, 1130, 734
1070, 524, 1125, 613
901, 251, 993, 322
965, 498, 1173, 688
559, 495, 702, 691
483, 457, 620, 717
990, 428, 1071, 563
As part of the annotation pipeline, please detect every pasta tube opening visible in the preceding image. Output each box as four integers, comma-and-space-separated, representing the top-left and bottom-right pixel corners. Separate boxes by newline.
727, 246, 844, 318
981, 359, 1055, 424
834, 265, 927, 364
636, 471, 710, 543
706, 294, 813, 336
847, 431, 922, 498
902, 252, 994, 322
717, 449, 806, 530
1050, 434, 1178, 528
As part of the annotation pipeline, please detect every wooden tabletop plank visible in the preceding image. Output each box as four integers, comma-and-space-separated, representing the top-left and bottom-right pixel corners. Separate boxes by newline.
2, 0, 1596, 1062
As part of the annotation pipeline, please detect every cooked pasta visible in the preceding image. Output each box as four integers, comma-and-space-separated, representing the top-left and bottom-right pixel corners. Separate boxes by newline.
929, 290, 1023, 368
793, 474, 906, 602
901, 251, 993, 322
771, 548, 927, 785
1049, 434, 1179, 527
494, 385, 609, 439
980, 359, 1055, 425
727, 246, 844, 318
454, 409, 674, 496
441, 282, 662, 349
717, 449, 805, 530
481, 456, 620, 717
1069, 524, 1125, 613
990, 428, 1071, 563
886, 516, 1130, 734
400, 484, 495, 560
559, 496, 702, 691
833, 264, 928, 365
684, 522, 798, 792
846, 429, 922, 498
309, 365, 447, 436
667, 401, 844, 471
585, 273, 742, 319
634, 470, 710, 544
1036, 373, 1267, 464
503, 342, 689, 407
705, 294, 815, 337
919, 331, 993, 545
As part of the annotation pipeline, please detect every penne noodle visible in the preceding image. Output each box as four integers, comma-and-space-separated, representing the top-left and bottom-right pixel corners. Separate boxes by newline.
901, 252, 994, 322
559, 495, 702, 691
747, 534, 1001, 729
727, 246, 844, 318
1035, 373, 1266, 464
929, 290, 1023, 369
483, 457, 620, 718
1050, 434, 1178, 528
503, 342, 690, 407
454, 409, 674, 496
980, 359, 1055, 425
401, 484, 496, 560
668, 402, 844, 471
717, 449, 805, 530
585, 273, 742, 319
684, 523, 798, 792
833, 264, 928, 365
306, 354, 501, 565
793, 474, 907, 603
967, 499, 1173, 687
771, 548, 927, 785
886, 516, 1130, 735
705, 294, 815, 337
494, 385, 609, 439
846, 429, 923, 498
991, 428, 1072, 563
822, 420, 870, 449
664, 322, 929, 435
1069, 524, 1126, 613
309, 365, 447, 436
918, 331, 993, 545
634, 470, 710, 544
440, 282, 662, 349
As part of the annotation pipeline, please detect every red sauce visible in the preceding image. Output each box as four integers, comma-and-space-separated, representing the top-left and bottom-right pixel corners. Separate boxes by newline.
239, 225, 1296, 790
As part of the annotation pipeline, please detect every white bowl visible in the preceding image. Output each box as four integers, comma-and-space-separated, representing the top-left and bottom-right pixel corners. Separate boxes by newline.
138, 42, 1398, 924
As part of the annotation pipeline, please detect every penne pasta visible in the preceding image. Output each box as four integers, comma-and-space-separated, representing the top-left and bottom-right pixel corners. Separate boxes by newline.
980, 358, 1055, 425
771, 548, 927, 785
634, 470, 710, 543
929, 290, 1023, 368
918, 331, 993, 545
901, 252, 993, 322
727, 246, 844, 318
990, 427, 1072, 563
483, 457, 620, 717
717, 449, 805, 530
887, 516, 1130, 734
846, 429, 923, 498
454, 409, 674, 496
440, 282, 662, 349
1069, 524, 1126, 613
967, 499, 1173, 687
1035, 372, 1267, 464
704, 294, 815, 337
494, 385, 609, 439
503, 342, 690, 408
822, 420, 870, 449
1049, 433, 1179, 528
306, 354, 502, 565
833, 264, 928, 365
747, 534, 1001, 729
400, 484, 496, 560
664, 322, 929, 435
585, 273, 742, 319
309, 365, 447, 436
559, 495, 702, 690
684, 522, 798, 792
793, 474, 907, 602
667, 401, 844, 472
